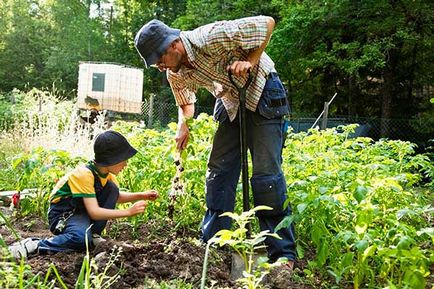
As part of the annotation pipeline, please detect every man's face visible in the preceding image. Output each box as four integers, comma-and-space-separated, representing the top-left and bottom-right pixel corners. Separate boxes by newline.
153, 42, 182, 73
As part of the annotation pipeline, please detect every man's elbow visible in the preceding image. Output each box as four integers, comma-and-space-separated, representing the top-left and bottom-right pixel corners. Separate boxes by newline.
266, 16, 275, 30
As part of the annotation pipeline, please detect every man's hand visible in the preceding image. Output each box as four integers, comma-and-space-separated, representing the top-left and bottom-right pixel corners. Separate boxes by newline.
142, 190, 159, 201
175, 121, 190, 150
128, 200, 147, 216
227, 60, 253, 77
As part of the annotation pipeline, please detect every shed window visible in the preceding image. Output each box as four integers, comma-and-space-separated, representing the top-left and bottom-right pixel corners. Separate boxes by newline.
92, 73, 105, 92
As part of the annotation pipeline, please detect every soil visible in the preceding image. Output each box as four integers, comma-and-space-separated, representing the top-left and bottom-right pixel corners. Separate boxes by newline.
0, 210, 318, 289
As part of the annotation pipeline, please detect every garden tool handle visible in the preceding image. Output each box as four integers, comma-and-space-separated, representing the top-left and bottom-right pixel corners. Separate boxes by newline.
228, 70, 253, 238
228, 71, 254, 98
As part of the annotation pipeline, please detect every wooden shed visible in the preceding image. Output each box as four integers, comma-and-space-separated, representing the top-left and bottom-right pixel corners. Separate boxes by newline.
77, 62, 143, 114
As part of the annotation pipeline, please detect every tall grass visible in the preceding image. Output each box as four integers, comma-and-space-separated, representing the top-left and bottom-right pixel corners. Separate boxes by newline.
4, 88, 108, 159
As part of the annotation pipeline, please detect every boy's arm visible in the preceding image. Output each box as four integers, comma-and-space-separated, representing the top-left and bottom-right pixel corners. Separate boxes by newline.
117, 190, 159, 203
82, 197, 146, 221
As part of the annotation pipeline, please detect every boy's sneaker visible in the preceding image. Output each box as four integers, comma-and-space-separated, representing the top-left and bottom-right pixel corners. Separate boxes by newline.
8, 238, 39, 259
92, 234, 106, 246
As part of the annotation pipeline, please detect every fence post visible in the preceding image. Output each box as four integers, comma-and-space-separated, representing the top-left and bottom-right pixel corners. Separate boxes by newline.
148, 93, 154, 127
321, 101, 329, 130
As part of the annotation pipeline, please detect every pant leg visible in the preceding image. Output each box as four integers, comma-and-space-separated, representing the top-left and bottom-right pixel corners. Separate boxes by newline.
92, 180, 119, 235
248, 73, 296, 262
38, 212, 92, 253
201, 116, 241, 242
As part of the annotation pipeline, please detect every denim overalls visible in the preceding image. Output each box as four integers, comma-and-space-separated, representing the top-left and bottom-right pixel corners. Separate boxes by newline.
38, 166, 119, 253
202, 72, 297, 262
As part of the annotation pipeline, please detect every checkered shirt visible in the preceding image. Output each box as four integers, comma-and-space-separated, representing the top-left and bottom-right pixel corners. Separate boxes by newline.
167, 16, 276, 121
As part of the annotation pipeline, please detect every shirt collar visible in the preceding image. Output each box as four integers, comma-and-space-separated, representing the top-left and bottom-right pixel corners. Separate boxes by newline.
180, 32, 197, 65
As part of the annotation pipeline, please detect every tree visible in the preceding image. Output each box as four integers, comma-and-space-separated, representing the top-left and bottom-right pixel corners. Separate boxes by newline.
0, 0, 54, 91
270, 0, 434, 137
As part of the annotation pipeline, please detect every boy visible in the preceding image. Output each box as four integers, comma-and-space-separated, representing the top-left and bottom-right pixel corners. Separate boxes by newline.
9, 130, 158, 258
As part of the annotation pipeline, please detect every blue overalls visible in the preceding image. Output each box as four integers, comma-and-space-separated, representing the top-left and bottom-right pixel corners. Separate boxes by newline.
201, 72, 296, 262
38, 165, 119, 253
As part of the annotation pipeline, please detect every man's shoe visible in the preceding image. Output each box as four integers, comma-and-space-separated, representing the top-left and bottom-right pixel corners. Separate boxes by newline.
8, 238, 39, 259
92, 234, 106, 246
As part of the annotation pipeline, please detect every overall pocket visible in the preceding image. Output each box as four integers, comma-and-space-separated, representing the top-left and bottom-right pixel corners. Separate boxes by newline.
48, 198, 76, 233
257, 73, 291, 119
251, 173, 288, 217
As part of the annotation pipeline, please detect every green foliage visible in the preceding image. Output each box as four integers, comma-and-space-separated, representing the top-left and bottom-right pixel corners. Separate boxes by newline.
270, 0, 434, 120
0, 246, 68, 289
0, 88, 75, 132
9, 148, 84, 217
113, 113, 216, 230
0, 210, 20, 240
279, 125, 433, 288
209, 206, 284, 289
142, 278, 194, 289
0, 97, 432, 287
1, 0, 433, 132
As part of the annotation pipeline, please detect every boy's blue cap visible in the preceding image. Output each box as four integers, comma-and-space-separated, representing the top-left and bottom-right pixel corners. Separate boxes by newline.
94, 130, 137, 167
134, 19, 180, 68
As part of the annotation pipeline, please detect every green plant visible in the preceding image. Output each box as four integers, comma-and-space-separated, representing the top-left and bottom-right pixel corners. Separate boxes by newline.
278, 125, 433, 288
0, 239, 68, 289
207, 206, 284, 289
0, 210, 20, 240
11, 148, 84, 217
75, 227, 122, 289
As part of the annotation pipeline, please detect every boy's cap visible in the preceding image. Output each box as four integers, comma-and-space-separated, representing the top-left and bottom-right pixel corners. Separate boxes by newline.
134, 19, 180, 68
94, 130, 137, 167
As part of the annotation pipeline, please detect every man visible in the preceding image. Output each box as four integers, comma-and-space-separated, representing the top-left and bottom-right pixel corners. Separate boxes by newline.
134, 16, 296, 270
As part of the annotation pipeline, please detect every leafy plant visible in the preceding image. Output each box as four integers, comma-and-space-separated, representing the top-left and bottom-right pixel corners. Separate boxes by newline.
208, 206, 284, 289
0, 241, 68, 289
75, 227, 121, 289
10, 148, 84, 217
278, 125, 433, 288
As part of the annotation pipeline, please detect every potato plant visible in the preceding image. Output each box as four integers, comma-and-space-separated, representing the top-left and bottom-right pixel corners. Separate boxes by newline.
279, 125, 433, 289
0, 90, 432, 288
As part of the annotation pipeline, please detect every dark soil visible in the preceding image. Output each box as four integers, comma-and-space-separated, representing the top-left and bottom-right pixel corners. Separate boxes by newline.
1, 211, 317, 288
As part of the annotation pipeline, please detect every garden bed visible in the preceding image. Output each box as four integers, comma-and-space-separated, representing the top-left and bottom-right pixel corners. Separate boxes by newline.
1, 212, 317, 288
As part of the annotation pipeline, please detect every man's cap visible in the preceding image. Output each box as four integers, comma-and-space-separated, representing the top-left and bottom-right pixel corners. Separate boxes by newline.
93, 130, 138, 167
134, 19, 180, 68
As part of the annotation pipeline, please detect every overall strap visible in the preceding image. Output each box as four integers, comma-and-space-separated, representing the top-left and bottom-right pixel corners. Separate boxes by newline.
85, 164, 104, 195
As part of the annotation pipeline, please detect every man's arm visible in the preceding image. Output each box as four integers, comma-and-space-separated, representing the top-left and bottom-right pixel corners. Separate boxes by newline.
227, 16, 275, 76
176, 103, 195, 150
83, 197, 146, 220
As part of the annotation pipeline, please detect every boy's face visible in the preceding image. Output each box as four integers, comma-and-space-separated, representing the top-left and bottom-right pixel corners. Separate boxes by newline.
107, 160, 128, 175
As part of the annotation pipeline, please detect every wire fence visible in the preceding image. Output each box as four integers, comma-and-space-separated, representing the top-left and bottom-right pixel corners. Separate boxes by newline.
140, 101, 433, 149
288, 115, 433, 147
141, 99, 213, 128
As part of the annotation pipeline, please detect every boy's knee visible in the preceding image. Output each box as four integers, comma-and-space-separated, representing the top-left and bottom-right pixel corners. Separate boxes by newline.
68, 229, 92, 250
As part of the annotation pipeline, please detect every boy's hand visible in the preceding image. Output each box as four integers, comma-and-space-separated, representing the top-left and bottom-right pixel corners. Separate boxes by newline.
142, 190, 159, 201
128, 200, 147, 216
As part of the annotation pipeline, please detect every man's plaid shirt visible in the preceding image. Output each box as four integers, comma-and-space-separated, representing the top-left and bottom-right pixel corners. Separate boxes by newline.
167, 16, 276, 121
